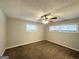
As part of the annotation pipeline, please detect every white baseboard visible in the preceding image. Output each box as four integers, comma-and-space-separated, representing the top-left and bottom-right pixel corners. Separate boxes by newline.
0, 49, 6, 56
47, 40, 79, 52
6, 43, 29, 49
6, 40, 43, 49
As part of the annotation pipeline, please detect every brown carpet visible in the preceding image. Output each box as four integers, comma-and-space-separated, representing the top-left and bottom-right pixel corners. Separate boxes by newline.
4, 40, 79, 59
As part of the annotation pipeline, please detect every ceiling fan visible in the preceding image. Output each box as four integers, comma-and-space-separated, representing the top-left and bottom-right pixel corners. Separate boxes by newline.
38, 13, 58, 24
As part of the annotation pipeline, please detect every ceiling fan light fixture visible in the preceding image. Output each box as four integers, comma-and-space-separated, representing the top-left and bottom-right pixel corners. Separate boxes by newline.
40, 13, 58, 24
42, 20, 49, 24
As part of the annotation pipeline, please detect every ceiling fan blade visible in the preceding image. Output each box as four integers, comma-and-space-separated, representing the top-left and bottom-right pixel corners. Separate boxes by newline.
51, 17, 57, 19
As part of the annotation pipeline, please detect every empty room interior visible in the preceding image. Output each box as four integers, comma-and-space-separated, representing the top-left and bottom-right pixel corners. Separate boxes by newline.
0, 0, 79, 59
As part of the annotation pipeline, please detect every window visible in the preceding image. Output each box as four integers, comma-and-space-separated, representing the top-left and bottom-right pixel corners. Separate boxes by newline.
26, 24, 37, 32
49, 24, 78, 32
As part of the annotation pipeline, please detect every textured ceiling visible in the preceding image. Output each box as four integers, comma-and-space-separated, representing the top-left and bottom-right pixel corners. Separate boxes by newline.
0, 0, 79, 21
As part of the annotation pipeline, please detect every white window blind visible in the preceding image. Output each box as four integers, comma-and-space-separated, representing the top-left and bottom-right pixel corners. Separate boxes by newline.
49, 24, 78, 32
26, 24, 37, 32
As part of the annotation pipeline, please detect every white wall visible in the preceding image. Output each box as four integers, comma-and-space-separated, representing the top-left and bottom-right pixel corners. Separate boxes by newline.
0, 10, 6, 56
46, 19, 79, 51
6, 17, 79, 52
6, 17, 45, 49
